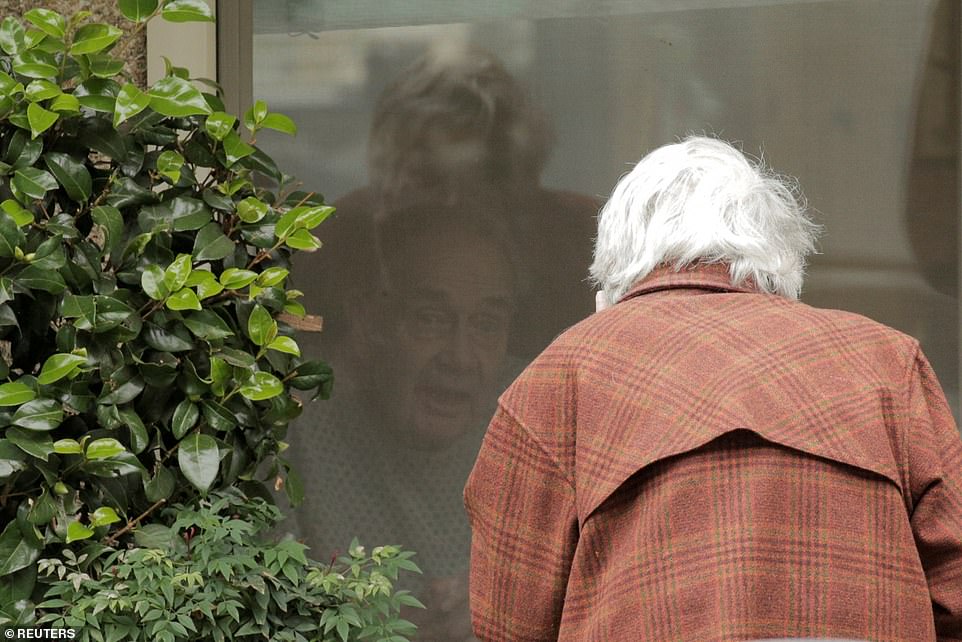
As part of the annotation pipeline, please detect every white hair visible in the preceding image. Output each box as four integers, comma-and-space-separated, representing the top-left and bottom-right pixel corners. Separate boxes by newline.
590, 136, 820, 303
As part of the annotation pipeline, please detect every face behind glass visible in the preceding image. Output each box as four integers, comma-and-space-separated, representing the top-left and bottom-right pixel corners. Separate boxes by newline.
374, 229, 515, 449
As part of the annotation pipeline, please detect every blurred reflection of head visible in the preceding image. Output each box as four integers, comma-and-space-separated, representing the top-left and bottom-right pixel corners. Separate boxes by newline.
361, 200, 519, 450
367, 46, 553, 209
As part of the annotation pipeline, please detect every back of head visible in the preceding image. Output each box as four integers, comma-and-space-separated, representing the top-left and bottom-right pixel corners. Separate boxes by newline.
590, 136, 819, 304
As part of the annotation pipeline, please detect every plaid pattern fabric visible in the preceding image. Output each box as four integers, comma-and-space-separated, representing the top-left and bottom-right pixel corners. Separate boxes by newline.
464, 263, 962, 642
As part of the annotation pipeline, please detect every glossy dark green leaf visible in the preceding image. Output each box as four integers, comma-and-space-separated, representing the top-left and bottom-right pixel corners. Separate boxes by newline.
70, 23, 122, 55
0, 382, 36, 407
239, 371, 284, 401
183, 309, 233, 340
162, 0, 215, 22
166, 288, 201, 311
133, 523, 185, 553
15, 265, 65, 294
91, 205, 123, 258
236, 197, 268, 223
9, 132, 42, 169
6, 427, 53, 461
260, 112, 297, 136
148, 76, 211, 117
289, 359, 334, 398
60, 294, 134, 333
112, 82, 150, 127
26, 236, 65, 272
26, 103, 58, 139
24, 9, 65, 39
156, 149, 184, 182
215, 346, 255, 368
0, 212, 24, 258
143, 324, 194, 352
11, 399, 63, 432
171, 399, 199, 439
12, 167, 57, 201
139, 196, 211, 232
178, 433, 219, 492
118, 407, 148, 454
0, 521, 40, 574
37, 352, 86, 385
192, 221, 233, 260
99, 376, 145, 405
82, 451, 145, 478
0, 304, 17, 330
119, 0, 159, 21
0, 17, 25, 55
144, 466, 175, 502
78, 116, 127, 159
43, 152, 91, 202
86, 437, 125, 460
200, 399, 235, 432
204, 111, 235, 141
0, 439, 28, 480
222, 130, 254, 167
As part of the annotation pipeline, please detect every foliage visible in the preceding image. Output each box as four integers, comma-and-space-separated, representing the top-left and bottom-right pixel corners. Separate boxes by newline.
35, 489, 424, 642
0, 0, 361, 630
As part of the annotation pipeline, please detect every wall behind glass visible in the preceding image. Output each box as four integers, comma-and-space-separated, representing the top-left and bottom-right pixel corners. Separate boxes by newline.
249, 2, 959, 639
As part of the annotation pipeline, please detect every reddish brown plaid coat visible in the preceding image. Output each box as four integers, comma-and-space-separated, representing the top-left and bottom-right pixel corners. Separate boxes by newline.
464, 263, 962, 642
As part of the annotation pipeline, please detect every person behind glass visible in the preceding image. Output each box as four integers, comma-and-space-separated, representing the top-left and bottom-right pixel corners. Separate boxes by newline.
289, 199, 521, 642
329, 45, 598, 360
464, 136, 962, 641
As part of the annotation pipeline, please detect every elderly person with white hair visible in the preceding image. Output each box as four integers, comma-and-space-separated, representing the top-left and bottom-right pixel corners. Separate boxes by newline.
464, 136, 962, 641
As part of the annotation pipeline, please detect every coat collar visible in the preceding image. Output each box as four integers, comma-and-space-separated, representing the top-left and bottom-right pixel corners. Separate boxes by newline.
617, 263, 761, 303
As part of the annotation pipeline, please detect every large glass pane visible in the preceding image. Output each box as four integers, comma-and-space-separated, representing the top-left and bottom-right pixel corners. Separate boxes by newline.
249, 1, 959, 638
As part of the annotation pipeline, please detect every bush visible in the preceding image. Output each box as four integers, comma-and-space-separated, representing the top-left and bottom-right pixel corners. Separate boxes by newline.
0, 2, 420, 637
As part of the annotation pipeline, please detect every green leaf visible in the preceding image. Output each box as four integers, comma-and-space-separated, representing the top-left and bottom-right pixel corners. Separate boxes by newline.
91, 205, 123, 257
43, 152, 92, 202
87, 53, 124, 78
15, 265, 65, 294
119, 0, 159, 22
0, 521, 40, 574
65, 520, 94, 543
164, 253, 193, 291
24, 9, 65, 39
1, 199, 33, 227
247, 305, 277, 347
183, 309, 233, 339
85, 437, 125, 460
178, 433, 219, 493
267, 336, 300, 357
48, 93, 80, 113
239, 371, 284, 401
6, 427, 53, 461
13, 167, 58, 201
236, 196, 268, 223
0, 439, 28, 480
37, 352, 87, 385
113, 82, 151, 127
148, 76, 212, 117
12, 399, 63, 431
12, 50, 58, 80
256, 267, 289, 287
156, 149, 184, 183
26, 102, 58, 139
61, 294, 135, 333
70, 23, 122, 55
144, 466, 175, 502
0, 17, 25, 55
143, 324, 193, 352
222, 130, 254, 167
200, 399, 235, 431
285, 228, 321, 251
52, 438, 82, 454
0, 212, 24, 258
0, 382, 36, 407
133, 524, 185, 553
24, 79, 61, 101
99, 375, 144, 405
0, 71, 18, 95
119, 408, 148, 453
140, 196, 211, 232
162, 0, 215, 22
184, 269, 223, 299
89, 506, 120, 527
171, 399, 199, 439
260, 112, 297, 136
166, 287, 201, 311
204, 111, 235, 141
140, 264, 168, 300
244, 100, 268, 131
190, 222, 232, 261
219, 268, 257, 289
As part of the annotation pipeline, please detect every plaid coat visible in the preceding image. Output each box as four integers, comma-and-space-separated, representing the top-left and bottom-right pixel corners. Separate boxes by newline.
464, 263, 962, 642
